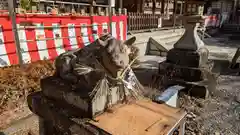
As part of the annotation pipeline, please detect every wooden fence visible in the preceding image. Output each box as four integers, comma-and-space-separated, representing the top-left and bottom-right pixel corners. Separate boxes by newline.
127, 12, 182, 31
127, 13, 161, 31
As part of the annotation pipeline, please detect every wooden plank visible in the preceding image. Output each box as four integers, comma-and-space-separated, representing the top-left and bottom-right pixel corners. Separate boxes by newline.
90, 100, 186, 135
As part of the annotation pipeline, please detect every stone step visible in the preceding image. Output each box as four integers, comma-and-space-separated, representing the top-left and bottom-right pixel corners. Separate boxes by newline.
133, 29, 184, 56
1, 114, 40, 135
133, 29, 184, 44
165, 40, 178, 47
134, 33, 182, 47
156, 35, 182, 44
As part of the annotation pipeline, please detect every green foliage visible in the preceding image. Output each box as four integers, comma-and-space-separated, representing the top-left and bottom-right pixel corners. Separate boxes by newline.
20, 0, 33, 11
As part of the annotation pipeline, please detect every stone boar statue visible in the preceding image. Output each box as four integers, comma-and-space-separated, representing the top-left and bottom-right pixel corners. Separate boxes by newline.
54, 33, 138, 83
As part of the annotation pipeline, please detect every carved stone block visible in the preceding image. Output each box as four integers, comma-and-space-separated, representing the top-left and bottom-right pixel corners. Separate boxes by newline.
158, 62, 205, 82
166, 47, 209, 68
41, 76, 129, 118
27, 92, 109, 135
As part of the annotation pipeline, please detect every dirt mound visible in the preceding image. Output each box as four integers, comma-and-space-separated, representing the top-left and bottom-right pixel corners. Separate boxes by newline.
0, 60, 55, 114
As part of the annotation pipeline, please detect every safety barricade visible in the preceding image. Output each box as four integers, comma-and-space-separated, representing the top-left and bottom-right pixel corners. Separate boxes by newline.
0, 14, 127, 67
204, 15, 220, 28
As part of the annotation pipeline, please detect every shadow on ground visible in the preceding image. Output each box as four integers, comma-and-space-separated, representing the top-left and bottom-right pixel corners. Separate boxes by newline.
133, 60, 159, 87
0, 132, 6, 135
203, 34, 240, 48
211, 59, 240, 76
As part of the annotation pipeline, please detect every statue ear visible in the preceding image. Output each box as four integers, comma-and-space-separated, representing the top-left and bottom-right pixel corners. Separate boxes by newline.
98, 33, 113, 47
124, 36, 136, 46
97, 38, 109, 47
99, 33, 112, 40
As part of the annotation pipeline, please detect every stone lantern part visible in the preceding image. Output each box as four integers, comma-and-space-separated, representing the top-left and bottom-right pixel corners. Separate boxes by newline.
158, 14, 215, 99
173, 15, 206, 51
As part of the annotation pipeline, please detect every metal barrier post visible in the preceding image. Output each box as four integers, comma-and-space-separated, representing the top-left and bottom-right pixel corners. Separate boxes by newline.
108, 0, 112, 34
8, 0, 23, 66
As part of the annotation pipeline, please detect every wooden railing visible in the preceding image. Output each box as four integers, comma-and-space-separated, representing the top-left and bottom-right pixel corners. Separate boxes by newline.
128, 12, 161, 31
127, 12, 183, 32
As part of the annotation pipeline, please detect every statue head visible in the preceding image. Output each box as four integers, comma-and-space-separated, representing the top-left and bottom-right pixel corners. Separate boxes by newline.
54, 34, 138, 82
97, 34, 137, 78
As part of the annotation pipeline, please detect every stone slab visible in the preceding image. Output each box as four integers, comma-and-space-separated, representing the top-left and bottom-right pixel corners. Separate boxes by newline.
158, 62, 209, 82
167, 48, 209, 68
41, 76, 129, 118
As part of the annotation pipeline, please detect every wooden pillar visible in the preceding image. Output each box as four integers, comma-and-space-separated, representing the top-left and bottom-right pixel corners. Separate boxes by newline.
173, 0, 177, 14
136, 0, 140, 12
153, 0, 156, 14
161, 0, 165, 14
180, 0, 184, 26
180, 0, 183, 15
173, 0, 177, 30
184, 0, 188, 15
233, 0, 239, 22
119, 0, 123, 8
140, 0, 144, 13
90, 0, 95, 15
166, 0, 169, 16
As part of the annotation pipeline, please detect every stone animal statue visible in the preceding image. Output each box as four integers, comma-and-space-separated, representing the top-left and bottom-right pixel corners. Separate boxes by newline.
26, 34, 144, 135
54, 33, 138, 84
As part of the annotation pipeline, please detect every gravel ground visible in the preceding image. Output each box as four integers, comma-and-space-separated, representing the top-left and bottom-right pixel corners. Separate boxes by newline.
134, 51, 240, 135
178, 34, 240, 135
180, 75, 240, 135
3, 72, 240, 135
135, 33, 240, 135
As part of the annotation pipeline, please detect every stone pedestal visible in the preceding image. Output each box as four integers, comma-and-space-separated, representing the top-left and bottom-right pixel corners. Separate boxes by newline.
159, 15, 216, 98
167, 15, 209, 68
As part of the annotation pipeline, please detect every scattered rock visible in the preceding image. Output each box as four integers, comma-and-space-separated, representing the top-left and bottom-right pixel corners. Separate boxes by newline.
235, 94, 240, 103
